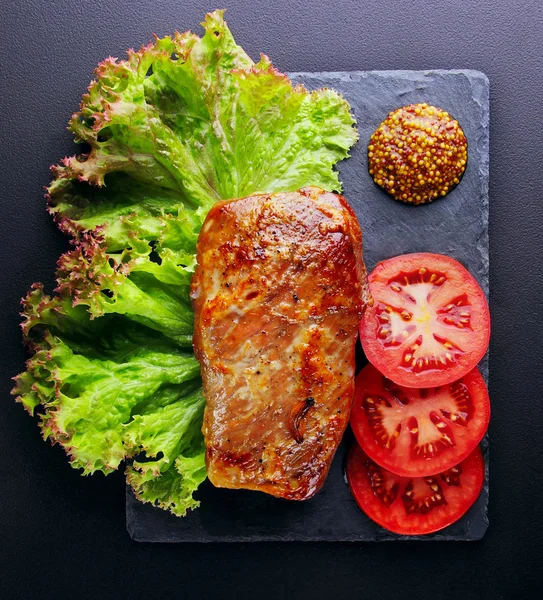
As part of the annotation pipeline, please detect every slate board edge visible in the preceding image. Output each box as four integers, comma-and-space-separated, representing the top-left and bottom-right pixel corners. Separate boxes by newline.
289, 68, 488, 81
126, 69, 490, 543
126, 488, 488, 543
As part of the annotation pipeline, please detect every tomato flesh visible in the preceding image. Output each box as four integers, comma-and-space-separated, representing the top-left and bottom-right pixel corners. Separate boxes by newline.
350, 364, 490, 476
360, 253, 490, 387
346, 444, 484, 535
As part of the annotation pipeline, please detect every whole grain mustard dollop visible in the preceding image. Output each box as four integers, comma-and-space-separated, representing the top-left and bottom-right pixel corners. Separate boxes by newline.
368, 103, 467, 205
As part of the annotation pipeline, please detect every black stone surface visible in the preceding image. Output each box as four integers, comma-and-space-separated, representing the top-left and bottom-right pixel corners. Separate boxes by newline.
126, 69, 489, 543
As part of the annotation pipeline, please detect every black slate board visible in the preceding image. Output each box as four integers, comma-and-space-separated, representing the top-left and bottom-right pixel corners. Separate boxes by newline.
126, 69, 490, 542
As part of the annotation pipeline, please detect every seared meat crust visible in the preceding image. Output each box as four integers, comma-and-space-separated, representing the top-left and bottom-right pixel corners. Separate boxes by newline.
191, 187, 369, 499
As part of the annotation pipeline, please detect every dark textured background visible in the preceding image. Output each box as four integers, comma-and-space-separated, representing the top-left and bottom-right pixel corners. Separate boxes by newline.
1, 0, 541, 598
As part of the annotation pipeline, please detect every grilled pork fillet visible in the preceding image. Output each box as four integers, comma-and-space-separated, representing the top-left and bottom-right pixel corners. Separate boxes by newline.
191, 187, 369, 500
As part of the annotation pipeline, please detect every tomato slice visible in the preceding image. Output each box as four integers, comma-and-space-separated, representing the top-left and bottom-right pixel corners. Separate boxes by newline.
350, 363, 490, 476
360, 253, 490, 387
346, 444, 484, 535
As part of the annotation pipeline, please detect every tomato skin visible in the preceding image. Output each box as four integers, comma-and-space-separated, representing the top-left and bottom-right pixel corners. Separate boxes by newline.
350, 364, 490, 477
346, 444, 484, 536
360, 253, 490, 388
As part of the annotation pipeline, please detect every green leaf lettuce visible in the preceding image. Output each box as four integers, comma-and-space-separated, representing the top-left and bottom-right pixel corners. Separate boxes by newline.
13, 10, 358, 516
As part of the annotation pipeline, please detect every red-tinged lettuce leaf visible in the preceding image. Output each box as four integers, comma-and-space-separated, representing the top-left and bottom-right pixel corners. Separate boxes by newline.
13, 286, 201, 475
124, 388, 206, 516
127, 453, 207, 517
55, 233, 195, 347
48, 10, 356, 243
14, 10, 358, 517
